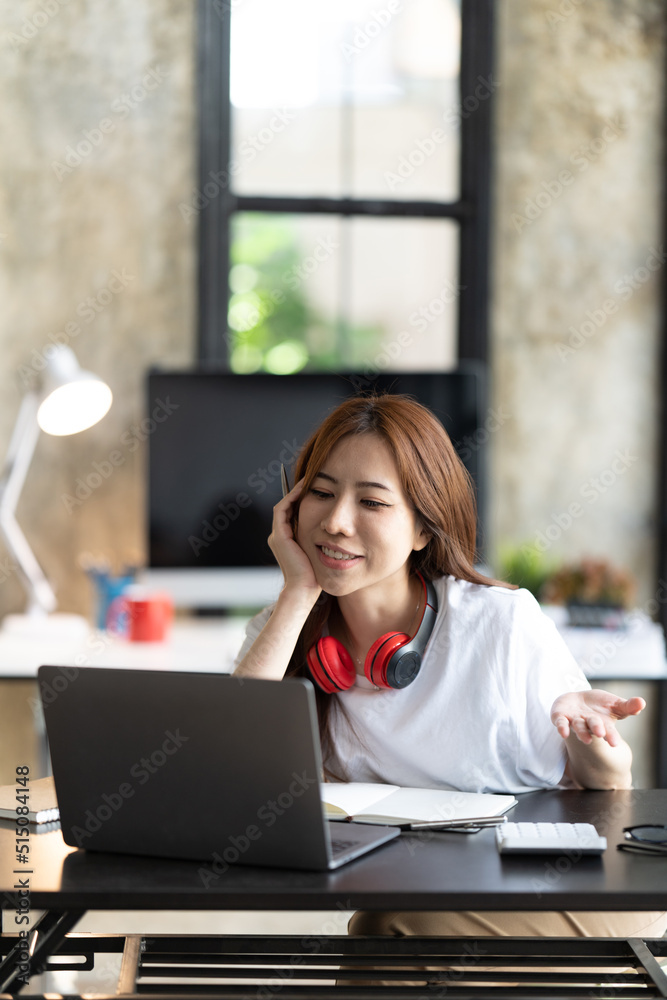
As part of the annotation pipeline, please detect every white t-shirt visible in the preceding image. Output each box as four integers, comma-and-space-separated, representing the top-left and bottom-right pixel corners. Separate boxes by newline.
235, 576, 591, 795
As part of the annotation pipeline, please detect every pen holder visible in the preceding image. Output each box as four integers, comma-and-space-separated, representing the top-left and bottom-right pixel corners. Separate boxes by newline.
87, 570, 136, 630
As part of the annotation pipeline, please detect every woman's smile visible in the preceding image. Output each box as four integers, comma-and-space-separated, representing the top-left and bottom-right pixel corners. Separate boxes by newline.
316, 543, 364, 569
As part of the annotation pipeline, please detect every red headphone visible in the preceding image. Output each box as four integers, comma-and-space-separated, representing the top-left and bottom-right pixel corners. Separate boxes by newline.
306, 573, 438, 693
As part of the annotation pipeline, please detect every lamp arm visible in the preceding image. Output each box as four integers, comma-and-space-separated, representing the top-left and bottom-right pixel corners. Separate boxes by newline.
0, 393, 57, 614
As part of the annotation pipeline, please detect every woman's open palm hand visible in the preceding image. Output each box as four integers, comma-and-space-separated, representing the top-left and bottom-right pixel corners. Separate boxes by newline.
551, 689, 645, 746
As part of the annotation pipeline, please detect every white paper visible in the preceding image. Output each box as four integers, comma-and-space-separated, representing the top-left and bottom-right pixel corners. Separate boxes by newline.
320, 782, 516, 825
320, 782, 400, 816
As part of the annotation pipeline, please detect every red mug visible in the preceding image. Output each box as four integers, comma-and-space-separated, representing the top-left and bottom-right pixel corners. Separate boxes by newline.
106, 588, 173, 642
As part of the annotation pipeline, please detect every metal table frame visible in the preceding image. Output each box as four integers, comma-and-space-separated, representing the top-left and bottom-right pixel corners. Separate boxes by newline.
2, 921, 667, 999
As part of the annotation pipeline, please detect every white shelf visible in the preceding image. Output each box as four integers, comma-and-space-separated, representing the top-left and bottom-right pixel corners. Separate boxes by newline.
1, 608, 666, 681
0, 618, 250, 678
541, 605, 667, 680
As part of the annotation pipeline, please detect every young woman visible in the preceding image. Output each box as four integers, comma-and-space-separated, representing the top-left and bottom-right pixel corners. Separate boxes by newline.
234, 393, 666, 945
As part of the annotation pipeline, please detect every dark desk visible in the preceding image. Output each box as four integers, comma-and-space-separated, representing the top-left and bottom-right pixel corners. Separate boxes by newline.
2, 789, 667, 997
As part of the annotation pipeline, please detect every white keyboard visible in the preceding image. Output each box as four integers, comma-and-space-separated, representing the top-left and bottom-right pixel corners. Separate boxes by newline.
496, 822, 607, 855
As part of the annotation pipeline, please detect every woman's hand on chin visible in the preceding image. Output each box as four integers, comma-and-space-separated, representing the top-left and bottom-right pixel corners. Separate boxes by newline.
268, 479, 322, 606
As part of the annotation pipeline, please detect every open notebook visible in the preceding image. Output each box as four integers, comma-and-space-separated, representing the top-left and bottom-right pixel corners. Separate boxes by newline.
321, 782, 516, 826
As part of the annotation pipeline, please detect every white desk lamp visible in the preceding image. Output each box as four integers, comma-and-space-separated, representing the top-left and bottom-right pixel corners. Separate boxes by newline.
0, 345, 112, 636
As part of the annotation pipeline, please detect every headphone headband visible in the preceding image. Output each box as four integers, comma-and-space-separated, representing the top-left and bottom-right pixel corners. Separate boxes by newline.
307, 573, 438, 692
369, 574, 438, 688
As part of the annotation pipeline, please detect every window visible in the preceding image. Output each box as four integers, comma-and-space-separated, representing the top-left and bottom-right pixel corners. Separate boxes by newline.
195, 0, 495, 372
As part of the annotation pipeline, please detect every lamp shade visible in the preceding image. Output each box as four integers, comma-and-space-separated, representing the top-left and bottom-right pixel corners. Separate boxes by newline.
36, 345, 112, 435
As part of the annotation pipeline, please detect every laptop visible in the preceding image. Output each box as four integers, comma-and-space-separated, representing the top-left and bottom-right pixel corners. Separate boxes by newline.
38, 666, 400, 870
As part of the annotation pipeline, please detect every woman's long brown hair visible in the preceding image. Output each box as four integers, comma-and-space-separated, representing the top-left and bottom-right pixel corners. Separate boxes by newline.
282, 392, 511, 777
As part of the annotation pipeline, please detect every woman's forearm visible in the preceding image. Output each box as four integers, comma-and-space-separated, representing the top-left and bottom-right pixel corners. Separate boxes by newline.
233, 589, 317, 680
564, 733, 633, 790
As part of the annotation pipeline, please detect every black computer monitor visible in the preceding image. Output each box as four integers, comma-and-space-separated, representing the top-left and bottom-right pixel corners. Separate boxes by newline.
141, 367, 488, 608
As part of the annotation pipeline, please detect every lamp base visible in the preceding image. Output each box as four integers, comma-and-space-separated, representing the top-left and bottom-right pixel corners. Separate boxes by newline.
1, 612, 90, 640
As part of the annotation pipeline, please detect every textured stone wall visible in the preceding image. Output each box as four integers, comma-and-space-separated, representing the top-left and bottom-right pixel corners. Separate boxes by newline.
0, 0, 665, 624
491, 0, 665, 605
0, 0, 195, 617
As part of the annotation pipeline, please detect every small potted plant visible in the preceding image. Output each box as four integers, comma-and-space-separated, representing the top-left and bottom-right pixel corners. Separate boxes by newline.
496, 543, 559, 601
540, 557, 636, 628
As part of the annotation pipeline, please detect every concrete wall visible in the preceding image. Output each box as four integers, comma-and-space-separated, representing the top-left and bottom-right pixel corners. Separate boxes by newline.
491, 0, 665, 607
0, 0, 195, 618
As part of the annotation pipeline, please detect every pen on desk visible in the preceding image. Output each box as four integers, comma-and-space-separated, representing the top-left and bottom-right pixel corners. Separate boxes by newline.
406, 816, 508, 831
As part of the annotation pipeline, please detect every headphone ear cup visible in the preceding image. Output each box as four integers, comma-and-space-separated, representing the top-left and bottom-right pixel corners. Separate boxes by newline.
365, 632, 410, 688
307, 637, 356, 693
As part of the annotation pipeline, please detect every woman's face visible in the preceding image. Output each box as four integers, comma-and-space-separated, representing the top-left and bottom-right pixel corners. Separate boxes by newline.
296, 432, 429, 599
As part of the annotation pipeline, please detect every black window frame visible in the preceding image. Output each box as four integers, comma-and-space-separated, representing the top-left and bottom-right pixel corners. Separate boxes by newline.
195, 0, 495, 369
656, 40, 667, 786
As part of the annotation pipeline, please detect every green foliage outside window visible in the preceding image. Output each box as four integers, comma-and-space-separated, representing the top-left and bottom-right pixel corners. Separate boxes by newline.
228, 214, 383, 373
